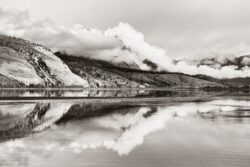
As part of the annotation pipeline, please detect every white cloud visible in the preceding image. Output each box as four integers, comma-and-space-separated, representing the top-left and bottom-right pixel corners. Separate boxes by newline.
184, 43, 250, 62
2, 7, 250, 78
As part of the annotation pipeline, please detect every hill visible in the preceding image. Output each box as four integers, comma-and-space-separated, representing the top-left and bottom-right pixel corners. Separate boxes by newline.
0, 35, 229, 89
0, 35, 88, 87
56, 53, 227, 88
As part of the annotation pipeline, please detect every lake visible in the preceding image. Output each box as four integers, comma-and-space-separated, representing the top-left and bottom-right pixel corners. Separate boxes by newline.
0, 89, 250, 167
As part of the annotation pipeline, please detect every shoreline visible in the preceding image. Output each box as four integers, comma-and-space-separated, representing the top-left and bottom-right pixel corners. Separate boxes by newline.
0, 87, 248, 91
0, 87, 211, 90
0, 96, 249, 104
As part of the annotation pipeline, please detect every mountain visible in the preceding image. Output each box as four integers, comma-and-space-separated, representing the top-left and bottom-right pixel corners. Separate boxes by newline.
0, 35, 88, 87
56, 52, 226, 88
189, 55, 250, 87
0, 35, 229, 89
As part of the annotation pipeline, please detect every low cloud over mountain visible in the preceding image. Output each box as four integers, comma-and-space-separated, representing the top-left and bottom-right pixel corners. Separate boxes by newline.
1, 7, 250, 79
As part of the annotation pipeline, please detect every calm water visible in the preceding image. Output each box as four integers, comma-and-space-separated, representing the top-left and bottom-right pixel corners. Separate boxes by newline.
1, 90, 250, 167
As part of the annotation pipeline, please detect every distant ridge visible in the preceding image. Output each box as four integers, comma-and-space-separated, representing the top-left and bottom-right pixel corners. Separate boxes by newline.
0, 34, 245, 89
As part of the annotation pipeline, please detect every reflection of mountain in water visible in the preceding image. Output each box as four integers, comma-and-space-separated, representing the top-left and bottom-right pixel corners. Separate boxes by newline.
0, 102, 72, 141
1, 100, 250, 156
0, 101, 147, 142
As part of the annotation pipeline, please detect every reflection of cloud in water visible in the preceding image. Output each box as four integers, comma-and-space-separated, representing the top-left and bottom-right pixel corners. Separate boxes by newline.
63, 100, 250, 155
87, 100, 250, 155
1, 99, 250, 165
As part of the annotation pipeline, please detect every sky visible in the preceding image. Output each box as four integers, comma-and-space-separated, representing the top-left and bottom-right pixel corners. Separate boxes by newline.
1, 0, 250, 58
1, 0, 250, 78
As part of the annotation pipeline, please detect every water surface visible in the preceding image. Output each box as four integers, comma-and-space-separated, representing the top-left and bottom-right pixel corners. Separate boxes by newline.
0, 90, 250, 167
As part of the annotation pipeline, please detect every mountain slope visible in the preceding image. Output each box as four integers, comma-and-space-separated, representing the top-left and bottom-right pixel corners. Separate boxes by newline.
0, 46, 44, 86
222, 77, 250, 87
0, 74, 24, 87
56, 53, 227, 88
0, 35, 88, 87
0, 35, 229, 89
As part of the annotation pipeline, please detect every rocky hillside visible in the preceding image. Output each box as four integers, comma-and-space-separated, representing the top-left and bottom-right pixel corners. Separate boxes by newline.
0, 35, 229, 88
0, 35, 88, 87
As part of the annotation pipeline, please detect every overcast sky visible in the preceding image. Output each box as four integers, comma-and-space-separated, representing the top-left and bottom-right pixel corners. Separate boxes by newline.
1, 0, 250, 58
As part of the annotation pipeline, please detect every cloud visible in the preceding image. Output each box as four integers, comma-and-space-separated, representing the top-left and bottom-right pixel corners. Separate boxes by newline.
184, 43, 250, 62
1, 7, 250, 78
